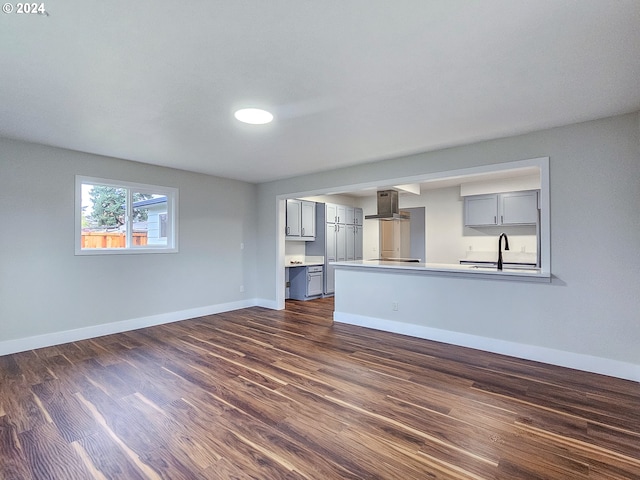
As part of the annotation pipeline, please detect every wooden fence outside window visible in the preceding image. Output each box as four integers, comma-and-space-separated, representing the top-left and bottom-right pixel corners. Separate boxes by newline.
81, 232, 148, 249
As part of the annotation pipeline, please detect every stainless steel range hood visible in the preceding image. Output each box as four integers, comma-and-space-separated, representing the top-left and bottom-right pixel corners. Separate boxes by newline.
364, 190, 410, 220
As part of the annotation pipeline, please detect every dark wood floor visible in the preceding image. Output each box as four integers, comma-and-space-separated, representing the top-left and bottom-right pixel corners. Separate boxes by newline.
1, 297, 639, 479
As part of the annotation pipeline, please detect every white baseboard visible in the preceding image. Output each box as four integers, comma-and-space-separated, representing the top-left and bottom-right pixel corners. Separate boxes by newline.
0, 298, 272, 356
334, 312, 640, 383
253, 298, 280, 310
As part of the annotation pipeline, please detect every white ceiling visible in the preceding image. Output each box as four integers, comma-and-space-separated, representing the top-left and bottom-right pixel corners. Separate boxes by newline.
1, 1, 639, 183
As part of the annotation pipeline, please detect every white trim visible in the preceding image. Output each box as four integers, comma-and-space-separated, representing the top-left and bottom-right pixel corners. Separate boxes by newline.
254, 298, 281, 310
276, 197, 286, 310
334, 312, 640, 382
0, 298, 272, 356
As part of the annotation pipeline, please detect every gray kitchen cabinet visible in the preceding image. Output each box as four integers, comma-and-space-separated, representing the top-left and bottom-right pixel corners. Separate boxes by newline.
327, 204, 359, 226
286, 199, 316, 240
336, 205, 347, 225
500, 191, 539, 225
306, 266, 324, 296
322, 203, 362, 294
313, 202, 363, 295
354, 208, 363, 226
301, 201, 316, 238
464, 190, 539, 226
325, 222, 337, 294
289, 265, 323, 300
326, 207, 349, 293
329, 223, 347, 293
325, 222, 337, 262
346, 224, 355, 260
345, 207, 355, 225
326, 203, 338, 224
286, 199, 302, 235
353, 207, 364, 260
336, 223, 347, 261
464, 194, 498, 226
354, 224, 363, 260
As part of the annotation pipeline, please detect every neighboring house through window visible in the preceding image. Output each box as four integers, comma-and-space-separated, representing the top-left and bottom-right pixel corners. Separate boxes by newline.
75, 176, 178, 254
132, 196, 169, 246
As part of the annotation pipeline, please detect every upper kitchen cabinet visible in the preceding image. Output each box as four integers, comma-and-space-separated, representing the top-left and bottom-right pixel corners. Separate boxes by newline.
326, 204, 363, 225
327, 204, 362, 226
326, 203, 338, 224
464, 194, 498, 226
301, 201, 316, 237
286, 199, 316, 240
336, 205, 347, 224
464, 190, 539, 226
345, 207, 355, 225
286, 199, 302, 235
500, 191, 539, 225
354, 208, 363, 226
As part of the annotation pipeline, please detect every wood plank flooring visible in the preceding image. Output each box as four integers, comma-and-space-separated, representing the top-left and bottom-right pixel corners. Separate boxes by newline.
1, 297, 639, 479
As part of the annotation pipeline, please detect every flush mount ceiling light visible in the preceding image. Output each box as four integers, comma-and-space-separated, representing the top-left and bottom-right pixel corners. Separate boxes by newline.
234, 108, 273, 125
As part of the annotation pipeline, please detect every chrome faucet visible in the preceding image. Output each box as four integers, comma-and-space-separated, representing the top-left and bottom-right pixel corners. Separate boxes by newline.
497, 233, 510, 270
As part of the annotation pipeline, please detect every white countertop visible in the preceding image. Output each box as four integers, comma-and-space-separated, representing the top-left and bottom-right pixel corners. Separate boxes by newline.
332, 259, 550, 281
285, 255, 324, 267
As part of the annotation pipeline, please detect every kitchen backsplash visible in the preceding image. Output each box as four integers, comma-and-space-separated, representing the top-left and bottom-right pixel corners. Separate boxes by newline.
285, 241, 324, 265
462, 234, 537, 258
285, 240, 306, 258
462, 250, 537, 264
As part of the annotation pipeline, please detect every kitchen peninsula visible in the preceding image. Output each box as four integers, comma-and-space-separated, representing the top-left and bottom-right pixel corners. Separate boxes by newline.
332, 258, 550, 282
331, 256, 553, 379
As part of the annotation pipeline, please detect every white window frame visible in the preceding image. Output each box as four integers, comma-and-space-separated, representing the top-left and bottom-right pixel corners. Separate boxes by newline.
75, 175, 179, 255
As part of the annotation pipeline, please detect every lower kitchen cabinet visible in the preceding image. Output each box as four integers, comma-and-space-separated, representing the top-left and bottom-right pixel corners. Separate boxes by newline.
289, 266, 324, 300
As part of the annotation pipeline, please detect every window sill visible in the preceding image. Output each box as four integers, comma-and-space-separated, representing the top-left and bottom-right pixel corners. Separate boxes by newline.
75, 247, 179, 256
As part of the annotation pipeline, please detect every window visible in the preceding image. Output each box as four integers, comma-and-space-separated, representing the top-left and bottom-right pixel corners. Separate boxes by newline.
75, 176, 178, 255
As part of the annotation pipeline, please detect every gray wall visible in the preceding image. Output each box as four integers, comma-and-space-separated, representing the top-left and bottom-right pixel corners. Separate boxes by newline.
2, 112, 639, 369
257, 112, 640, 366
405, 207, 425, 262
0, 138, 257, 342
